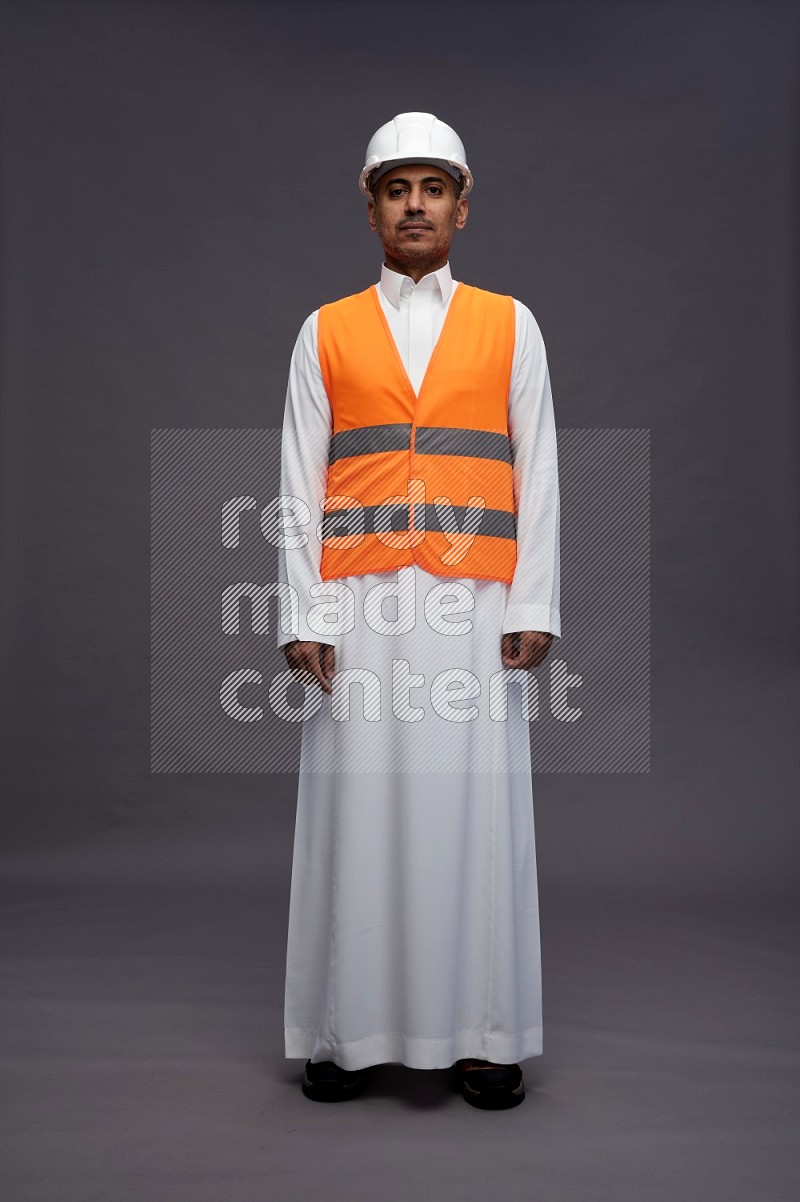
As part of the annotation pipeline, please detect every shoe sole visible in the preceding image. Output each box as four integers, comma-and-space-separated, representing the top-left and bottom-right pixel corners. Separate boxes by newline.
460, 1075, 526, 1110
301, 1071, 370, 1103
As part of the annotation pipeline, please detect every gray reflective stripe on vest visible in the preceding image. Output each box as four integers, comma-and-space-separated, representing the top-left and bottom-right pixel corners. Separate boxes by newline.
320, 503, 516, 541
328, 423, 411, 464
328, 424, 512, 465
414, 427, 512, 464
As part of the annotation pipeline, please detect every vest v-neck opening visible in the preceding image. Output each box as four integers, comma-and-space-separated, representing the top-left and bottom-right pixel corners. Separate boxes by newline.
369, 280, 466, 404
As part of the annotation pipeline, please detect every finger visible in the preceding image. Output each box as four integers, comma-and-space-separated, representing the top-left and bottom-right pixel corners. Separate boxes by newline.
303, 649, 332, 695
520, 633, 553, 669
501, 631, 522, 668
501, 635, 521, 668
320, 643, 336, 682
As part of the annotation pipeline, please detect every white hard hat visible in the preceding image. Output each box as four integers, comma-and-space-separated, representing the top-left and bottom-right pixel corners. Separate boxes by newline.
359, 112, 473, 199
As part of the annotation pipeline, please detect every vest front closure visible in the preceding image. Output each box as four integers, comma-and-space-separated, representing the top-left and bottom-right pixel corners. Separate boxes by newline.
368, 282, 469, 544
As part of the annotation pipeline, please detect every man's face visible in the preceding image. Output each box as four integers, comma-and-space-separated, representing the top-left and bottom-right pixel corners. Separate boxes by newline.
367, 163, 468, 270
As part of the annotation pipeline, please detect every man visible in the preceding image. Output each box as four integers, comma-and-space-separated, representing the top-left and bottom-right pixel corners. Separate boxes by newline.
276, 112, 561, 1110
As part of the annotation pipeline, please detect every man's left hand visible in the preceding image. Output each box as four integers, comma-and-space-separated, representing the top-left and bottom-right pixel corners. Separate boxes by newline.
500, 630, 553, 670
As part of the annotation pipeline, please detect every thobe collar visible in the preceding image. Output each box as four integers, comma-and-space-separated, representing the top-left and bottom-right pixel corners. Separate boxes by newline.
378, 261, 454, 309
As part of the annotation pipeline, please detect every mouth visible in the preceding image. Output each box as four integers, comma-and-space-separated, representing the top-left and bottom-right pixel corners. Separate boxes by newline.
399, 223, 433, 232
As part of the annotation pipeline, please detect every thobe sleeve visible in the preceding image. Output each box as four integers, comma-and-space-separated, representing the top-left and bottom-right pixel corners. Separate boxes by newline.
275, 310, 336, 650
501, 300, 562, 639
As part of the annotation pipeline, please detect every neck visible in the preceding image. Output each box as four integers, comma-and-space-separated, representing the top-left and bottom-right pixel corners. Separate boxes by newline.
382, 251, 449, 284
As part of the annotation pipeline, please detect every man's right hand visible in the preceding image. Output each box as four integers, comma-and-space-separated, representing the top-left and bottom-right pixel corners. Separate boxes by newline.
283, 641, 336, 695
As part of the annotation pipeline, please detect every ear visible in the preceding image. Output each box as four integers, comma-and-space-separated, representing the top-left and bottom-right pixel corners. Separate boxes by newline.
367, 197, 378, 232
455, 197, 469, 230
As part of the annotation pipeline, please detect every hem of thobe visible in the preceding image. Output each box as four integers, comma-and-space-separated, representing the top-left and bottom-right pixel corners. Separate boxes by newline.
284, 1025, 543, 1071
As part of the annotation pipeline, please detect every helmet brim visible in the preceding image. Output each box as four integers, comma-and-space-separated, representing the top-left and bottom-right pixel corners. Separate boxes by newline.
359, 158, 473, 199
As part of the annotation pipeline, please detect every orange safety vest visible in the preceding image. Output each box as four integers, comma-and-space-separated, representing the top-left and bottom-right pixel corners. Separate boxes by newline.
317, 281, 518, 584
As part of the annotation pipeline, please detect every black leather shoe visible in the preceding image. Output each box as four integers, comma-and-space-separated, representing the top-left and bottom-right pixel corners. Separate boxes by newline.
456, 1058, 526, 1110
301, 1059, 372, 1102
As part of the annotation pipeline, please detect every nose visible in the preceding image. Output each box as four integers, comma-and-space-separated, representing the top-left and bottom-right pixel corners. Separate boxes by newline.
404, 185, 426, 214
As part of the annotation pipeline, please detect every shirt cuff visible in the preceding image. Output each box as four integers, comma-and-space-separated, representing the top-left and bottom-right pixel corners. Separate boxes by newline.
502, 603, 561, 639
275, 621, 344, 650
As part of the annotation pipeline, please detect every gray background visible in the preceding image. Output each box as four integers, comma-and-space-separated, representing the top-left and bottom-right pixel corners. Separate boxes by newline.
0, 1, 797, 1199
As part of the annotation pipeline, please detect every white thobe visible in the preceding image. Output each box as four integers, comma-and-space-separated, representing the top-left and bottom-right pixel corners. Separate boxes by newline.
277, 262, 561, 1070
